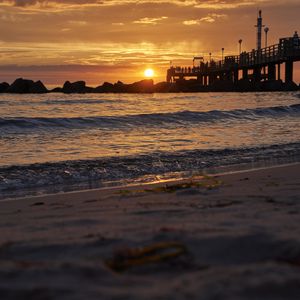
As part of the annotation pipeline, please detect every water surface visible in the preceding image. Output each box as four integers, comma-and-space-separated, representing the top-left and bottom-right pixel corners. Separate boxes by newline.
0, 92, 299, 199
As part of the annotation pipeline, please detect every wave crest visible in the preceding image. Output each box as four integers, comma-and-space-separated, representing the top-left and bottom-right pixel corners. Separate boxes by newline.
1, 104, 299, 130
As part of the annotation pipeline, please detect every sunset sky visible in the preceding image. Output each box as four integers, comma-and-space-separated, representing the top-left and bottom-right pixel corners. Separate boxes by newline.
0, 0, 299, 86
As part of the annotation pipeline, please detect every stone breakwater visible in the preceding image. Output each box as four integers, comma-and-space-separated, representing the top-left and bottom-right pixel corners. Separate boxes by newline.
0, 77, 299, 94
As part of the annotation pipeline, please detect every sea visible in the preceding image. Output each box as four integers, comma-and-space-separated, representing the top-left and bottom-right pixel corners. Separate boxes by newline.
0, 92, 300, 200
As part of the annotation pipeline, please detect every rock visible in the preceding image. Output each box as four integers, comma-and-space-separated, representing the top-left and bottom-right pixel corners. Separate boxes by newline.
94, 82, 114, 93
6, 78, 31, 93
283, 81, 299, 91
94, 80, 154, 93
62, 81, 88, 93
154, 81, 172, 92
28, 80, 48, 93
113, 81, 126, 93
6, 78, 48, 94
50, 87, 63, 93
126, 79, 154, 93
174, 79, 207, 92
0, 82, 9, 93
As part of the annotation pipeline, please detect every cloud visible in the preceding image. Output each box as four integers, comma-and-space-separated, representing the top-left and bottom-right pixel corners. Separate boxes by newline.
0, 0, 295, 14
68, 20, 87, 26
183, 13, 227, 25
0, 0, 277, 9
183, 20, 199, 25
0, 13, 30, 22
133, 16, 168, 25
5, 0, 102, 6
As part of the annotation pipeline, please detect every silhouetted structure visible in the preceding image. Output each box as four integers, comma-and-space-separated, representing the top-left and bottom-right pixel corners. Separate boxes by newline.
167, 11, 300, 90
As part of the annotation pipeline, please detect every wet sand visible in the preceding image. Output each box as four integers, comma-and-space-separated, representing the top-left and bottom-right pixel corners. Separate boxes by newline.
0, 163, 300, 299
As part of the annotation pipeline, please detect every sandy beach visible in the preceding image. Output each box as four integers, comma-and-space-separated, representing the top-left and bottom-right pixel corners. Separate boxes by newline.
1, 163, 300, 299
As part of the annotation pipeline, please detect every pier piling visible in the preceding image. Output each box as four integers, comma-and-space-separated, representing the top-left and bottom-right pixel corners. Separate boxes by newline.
285, 61, 293, 83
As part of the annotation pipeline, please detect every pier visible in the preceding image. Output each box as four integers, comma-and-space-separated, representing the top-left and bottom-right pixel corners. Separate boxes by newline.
167, 11, 300, 89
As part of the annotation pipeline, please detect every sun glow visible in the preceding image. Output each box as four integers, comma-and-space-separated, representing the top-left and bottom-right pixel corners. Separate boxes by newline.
144, 68, 154, 78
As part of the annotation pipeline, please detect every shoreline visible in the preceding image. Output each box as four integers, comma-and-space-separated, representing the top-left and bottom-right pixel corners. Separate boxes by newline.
2, 161, 299, 204
1, 138, 300, 201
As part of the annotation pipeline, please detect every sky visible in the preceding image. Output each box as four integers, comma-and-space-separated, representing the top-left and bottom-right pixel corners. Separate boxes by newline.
0, 0, 299, 86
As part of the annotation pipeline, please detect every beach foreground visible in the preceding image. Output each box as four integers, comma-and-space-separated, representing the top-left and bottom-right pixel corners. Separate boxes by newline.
1, 164, 300, 299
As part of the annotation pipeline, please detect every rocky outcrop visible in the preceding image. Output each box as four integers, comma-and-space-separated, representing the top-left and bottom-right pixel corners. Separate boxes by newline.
236, 79, 299, 92
125, 79, 154, 93
282, 81, 299, 91
94, 80, 154, 93
113, 81, 126, 93
0, 82, 9, 93
1, 77, 299, 94
62, 81, 93, 93
6, 78, 48, 94
50, 87, 63, 93
30, 80, 48, 93
154, 82, 173, 93
94, 82, 115, 93
173, 79, 208, 92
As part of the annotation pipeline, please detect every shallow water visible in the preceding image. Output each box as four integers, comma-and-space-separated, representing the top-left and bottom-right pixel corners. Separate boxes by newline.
0, 92, 299, 198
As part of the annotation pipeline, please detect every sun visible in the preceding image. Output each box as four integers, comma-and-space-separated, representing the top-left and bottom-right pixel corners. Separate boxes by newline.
144, 68, 154, 78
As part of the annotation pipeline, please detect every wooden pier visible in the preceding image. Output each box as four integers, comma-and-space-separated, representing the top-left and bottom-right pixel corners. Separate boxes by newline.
167, 33, 300, 86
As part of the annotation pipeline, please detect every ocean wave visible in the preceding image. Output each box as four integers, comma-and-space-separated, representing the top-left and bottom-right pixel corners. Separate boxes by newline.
0, 142, 300, 199
0, 104, 300, 131
0, 99, 111, 106
43, 99, 111, 105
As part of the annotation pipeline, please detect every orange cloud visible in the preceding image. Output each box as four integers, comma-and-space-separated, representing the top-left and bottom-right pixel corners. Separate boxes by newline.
183, 13, 227, 25
133, 16, 168, 25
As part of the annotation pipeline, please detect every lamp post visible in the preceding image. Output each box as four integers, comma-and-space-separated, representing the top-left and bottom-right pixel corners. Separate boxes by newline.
209, 52, 212, 63
221, 48, 224, 64
238, 39, 242, 54
264, 27, 269, 48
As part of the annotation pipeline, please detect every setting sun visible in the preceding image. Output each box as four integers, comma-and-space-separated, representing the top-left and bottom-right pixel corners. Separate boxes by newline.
144, 68, 154, 78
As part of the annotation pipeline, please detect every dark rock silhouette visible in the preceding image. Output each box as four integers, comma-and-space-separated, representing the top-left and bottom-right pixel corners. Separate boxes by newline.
94, 80, 154, 93
282, 81, 299, 91
1, 77, 299, 94
94, 82, 115, 93
174, 79, 208, 92
0, 82, 9, 93
6, 78, 48, 94
236, 79, 299, 92
126, 79, 154, 93
50, 87, 63, 93
113, 81, 126, 93
30, 80, 48, 93
62, 81, 93, 93
154, 81, 172, 93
